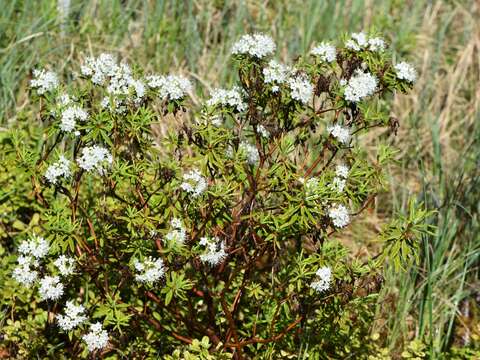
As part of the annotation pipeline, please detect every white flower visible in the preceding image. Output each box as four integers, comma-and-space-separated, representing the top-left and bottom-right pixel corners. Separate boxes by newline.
45, 156, 71, 185
345, 32, 368, 51
81, 53, 146, 103
328, 204, 350, 228
18, 235, 50, 259
81, 53, 118, 85
287, 74, 314, 104
330, 177, 346, 193
57, 301, 87, 331
231, 34, 276, 59
54, 255, 76, 276
345, 39, 361, 51
263, 60, 291, 85
106, 62, 133, 95
82, 322, 109, 352
239, 141, 260, 165
164, 218, 187, 245
351, 32, 368, 47
146, 74, 192, 101
39, 275, 64, 301
60, 105, 88, 133
311, 42, 337, 63
368, 37, 386, 52
327, 124, 351, 145
335, 164, 349, 178
346, 32, 386, 53
129, 79, 146, 104
30, 69, 59, 94
180, 169, 207, 197
206, 87, 247, 112
12, 256, 38, 287
199, 236, 227, 266
77, 145, 113, 175
310, 266, 332, 293
394, 61, 417, 83
344, 70, 378, 102
257, 124, 270, 138
133, 256, 166, 283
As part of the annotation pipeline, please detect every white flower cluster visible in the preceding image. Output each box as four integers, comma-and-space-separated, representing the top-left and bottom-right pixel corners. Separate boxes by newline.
18, 235, 50, 259
12, 236, 81, 302
207, 87, 247, 112
56, 299, 108, 352
368, 37, 386, 52
54, 255, 76, 276
328, 204, 350, 228
57, 301, 87, 331
310, 266, 332, 293
82, 322, 109, 352
81, 53, 117, 85
262, 61, 313, 103
81, 53, 146, 106
77, 145, 113, 175
30, 69, 59, 94
39, 275, 64, 301
12, 236, 105, 351
128, 79, 146, 103
180, 169, 207, 197
311, 42, 337, 63
199, 236, 227, 266
45, 156, 71, 185
287, 74, 314, 104
394, 61, 417, 83
231, 33, 276, 59
164, 218, 187, 245
345, 32, 386, 52
146, 74, 192, 101
12, 255, 39, 287
344, 70, 378, 102
133, 256, 166, 283
330, 164, 349, 193
263, 60, 292, 92
327, 124, 351, 145
13, 236, 52, 289
239, 141, 260, 165
60, 105, 88, 133
105, 63, 135, 96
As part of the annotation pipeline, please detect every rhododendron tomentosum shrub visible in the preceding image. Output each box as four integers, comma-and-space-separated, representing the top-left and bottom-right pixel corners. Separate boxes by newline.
4, 32, 432, 358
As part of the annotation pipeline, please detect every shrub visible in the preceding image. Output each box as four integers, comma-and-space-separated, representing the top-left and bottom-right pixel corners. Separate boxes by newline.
0, 31, 430, 359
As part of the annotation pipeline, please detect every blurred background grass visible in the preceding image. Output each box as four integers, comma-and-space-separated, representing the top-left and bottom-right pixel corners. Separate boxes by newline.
1, 0, 479, 356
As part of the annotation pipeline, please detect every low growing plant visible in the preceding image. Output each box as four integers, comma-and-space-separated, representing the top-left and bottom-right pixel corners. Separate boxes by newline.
0, 31, 432, 359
